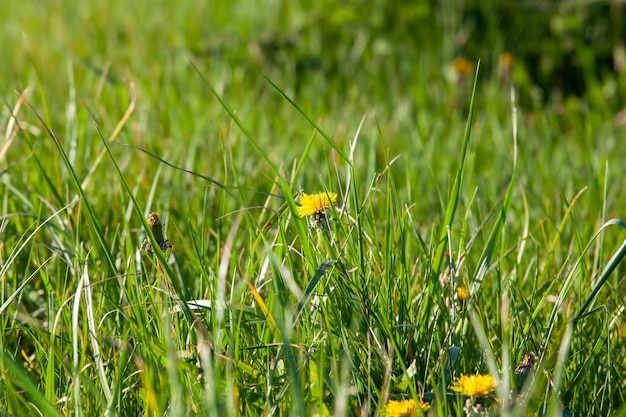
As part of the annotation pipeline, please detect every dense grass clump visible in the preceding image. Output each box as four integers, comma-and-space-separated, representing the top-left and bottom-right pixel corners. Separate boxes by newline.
1, 2, 625, 416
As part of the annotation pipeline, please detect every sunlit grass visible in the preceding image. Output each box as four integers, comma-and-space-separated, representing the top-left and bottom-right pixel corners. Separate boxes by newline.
1, 3, 625, 417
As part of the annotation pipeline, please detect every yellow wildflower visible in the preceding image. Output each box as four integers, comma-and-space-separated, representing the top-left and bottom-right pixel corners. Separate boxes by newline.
452, 58, 474, 75
297, 192, 337, 217
499, 52, 514, 69
498, 52, 515, 82
451, 374, 496, 397
384, 398, 430, 417
457, 287, 469, 302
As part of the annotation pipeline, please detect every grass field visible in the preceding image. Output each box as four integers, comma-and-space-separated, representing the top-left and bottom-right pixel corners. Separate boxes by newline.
1, 1, 625, 416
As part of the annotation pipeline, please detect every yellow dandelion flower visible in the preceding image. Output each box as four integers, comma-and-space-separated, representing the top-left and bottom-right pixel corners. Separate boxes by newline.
452, 57, 474, 75
451, 374, 496, 397
297, 192, 338, 217
384, 399, 430, 417
457, 287, 469, 302
498, 52, 515, 82
499, 52, 514, 69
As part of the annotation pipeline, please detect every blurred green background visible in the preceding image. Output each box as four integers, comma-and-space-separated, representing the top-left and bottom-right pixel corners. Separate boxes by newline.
3, 0, 625, 108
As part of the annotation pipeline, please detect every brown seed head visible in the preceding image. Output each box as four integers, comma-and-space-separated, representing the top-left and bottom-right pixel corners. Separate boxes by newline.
514, 351, 536, 392
143, 212, 171, 253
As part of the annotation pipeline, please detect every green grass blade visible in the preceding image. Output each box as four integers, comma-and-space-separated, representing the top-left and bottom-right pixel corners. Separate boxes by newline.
432, 62, 480, 275
0, 351, 63, 417
25, 101, 118, 276
247, 60, 351, 164
574, 223, 626, 323
293, 259, 337, 322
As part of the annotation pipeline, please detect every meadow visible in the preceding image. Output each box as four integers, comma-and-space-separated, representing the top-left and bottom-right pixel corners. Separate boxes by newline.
1, 1, 625, 416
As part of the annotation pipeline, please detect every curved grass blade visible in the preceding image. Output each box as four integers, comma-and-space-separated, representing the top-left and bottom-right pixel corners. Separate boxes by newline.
189, 61, 286, 183
245, 278, 280, 340
533, 219, 626, 351
293, 259, 337, 322
246, 59, 351, 164
25, 101, 118, 275
549, 186, 588, 253
432, 62, 480, 275
117, 142, 243, 200
0, 351, 63, 417
574, 220, 626, 323
470, 148, 517, 295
